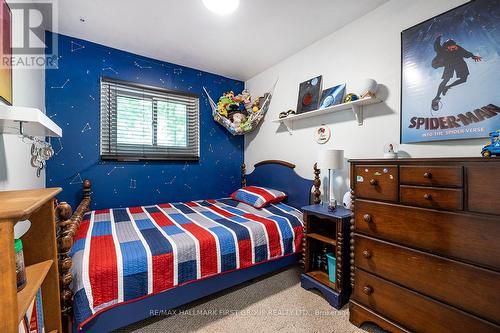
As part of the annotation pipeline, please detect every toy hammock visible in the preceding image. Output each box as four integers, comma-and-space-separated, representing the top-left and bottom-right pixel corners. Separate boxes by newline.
203, 79, 278, 135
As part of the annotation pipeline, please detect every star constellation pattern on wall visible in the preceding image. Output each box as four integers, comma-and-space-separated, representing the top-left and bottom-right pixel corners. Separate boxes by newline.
46, 32, 244, 210
50, 78, 70, 89
70, 41, 85, 52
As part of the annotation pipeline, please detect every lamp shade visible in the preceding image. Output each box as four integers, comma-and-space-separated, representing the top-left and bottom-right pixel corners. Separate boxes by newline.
317, 149, 344, 170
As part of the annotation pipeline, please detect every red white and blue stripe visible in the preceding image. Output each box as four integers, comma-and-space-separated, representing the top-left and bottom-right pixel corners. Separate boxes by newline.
70, 198, 303, 330
231, 186, 287, 209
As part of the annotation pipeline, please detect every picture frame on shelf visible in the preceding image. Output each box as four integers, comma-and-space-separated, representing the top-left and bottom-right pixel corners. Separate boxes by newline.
296, 75, 322, 114
319, 84, 345, 109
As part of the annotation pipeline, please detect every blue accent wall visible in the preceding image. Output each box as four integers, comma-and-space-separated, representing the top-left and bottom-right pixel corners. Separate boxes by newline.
46, 32, 244, 210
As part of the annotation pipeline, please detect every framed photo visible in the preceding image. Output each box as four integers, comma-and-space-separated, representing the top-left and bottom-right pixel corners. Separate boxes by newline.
296, 75, 322, 114
319, 84, 345, 109
400, 0, 500, 144
0, 0, 12, 105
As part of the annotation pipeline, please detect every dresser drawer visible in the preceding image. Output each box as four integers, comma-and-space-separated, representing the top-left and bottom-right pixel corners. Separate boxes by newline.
353, 269, 500, 333
467, 165, 500, 215
400, 185, 463, 211
354, 199, 500, 270
354, 166, 398, 202
400, 165, 462, 187
354, 235, 500, 324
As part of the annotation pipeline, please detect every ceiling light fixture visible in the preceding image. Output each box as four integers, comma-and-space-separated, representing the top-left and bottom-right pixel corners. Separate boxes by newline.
202, 0, 240, 16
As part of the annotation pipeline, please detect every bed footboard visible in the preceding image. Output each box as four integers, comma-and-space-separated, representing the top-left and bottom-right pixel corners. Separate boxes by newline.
55, 180, 91, 332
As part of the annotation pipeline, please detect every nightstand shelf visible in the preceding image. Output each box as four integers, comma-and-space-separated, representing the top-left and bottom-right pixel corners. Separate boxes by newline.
300, 204, 352, 309
307, 233, 337, 246
306, 270, 336, 290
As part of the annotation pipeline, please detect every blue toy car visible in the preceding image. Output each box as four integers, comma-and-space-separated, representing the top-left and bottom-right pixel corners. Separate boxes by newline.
481, 131, 500, 157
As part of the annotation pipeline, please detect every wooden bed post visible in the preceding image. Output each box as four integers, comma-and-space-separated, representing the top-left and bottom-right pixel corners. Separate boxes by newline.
301, 163, 322, 268
241, 163, 247, 188
56, 180, 92, 333
313, 162, 321, 204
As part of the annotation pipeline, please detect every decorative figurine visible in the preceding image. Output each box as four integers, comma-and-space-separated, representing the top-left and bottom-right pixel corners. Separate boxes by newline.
481, 130, 500, 157
343, 93, 359, 103
383, 143, 398, 159
279, 109, 296, 119
359, 78, 379, 99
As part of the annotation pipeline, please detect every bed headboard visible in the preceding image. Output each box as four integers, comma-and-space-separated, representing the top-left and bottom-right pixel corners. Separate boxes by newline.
242, 160, 320, 209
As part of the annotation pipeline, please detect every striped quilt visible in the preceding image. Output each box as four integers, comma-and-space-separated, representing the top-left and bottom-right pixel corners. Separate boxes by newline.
70, 198, 303, 329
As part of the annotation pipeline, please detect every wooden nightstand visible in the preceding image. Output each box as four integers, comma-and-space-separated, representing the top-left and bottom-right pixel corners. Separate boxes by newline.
301, 204, 351, 309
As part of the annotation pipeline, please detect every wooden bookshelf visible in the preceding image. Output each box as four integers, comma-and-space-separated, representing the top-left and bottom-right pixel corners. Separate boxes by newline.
0, 188, 62, 333
300, 204, 352, 309
17, 260, 53, 322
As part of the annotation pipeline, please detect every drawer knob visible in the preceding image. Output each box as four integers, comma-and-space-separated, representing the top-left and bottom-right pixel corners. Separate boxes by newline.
369, 179, 378, 186
362, 250, 372, 258
423, 172, 432, 179
363, 285, 374, 295
363, 214, 372, 223
424, 193, 432, 200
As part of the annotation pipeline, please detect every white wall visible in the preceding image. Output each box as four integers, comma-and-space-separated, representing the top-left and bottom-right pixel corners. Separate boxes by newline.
245, 0, 477, 201
0, 0, 46, 191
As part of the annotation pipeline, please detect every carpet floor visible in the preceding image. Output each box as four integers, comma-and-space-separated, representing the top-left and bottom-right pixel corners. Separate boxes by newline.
115, 267, 386, 333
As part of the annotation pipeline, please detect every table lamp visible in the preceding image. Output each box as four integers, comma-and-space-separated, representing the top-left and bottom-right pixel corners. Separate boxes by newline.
317, 149, 344, 211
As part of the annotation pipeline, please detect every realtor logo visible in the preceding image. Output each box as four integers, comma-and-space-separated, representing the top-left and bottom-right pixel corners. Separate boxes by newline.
1, 0, 58, 69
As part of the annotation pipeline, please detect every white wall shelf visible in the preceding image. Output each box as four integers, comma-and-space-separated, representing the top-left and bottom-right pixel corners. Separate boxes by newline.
0, 105, 62, 137
272, 96, 382, 134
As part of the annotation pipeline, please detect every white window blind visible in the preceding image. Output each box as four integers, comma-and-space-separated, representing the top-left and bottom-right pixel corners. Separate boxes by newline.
100, 78, 199, 161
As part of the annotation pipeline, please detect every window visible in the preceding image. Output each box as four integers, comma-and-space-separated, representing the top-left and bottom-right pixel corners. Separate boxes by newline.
100, 78, 199, 161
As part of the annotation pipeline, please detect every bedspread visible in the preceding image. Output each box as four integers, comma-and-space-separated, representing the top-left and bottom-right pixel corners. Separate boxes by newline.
70, 198, 303, 329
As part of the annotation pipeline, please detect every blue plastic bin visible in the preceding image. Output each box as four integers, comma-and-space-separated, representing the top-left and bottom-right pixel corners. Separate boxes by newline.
326, 253, 336, 283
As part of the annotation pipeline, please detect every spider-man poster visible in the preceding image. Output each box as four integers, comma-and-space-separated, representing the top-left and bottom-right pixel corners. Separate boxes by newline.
401, 0, 500, 143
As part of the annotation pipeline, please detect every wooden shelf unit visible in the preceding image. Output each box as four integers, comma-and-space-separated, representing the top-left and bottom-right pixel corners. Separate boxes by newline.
0, 188, 62, 333
300, 204, 352, 309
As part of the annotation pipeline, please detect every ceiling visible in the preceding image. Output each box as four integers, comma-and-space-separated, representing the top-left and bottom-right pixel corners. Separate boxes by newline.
55, 0, 388, 81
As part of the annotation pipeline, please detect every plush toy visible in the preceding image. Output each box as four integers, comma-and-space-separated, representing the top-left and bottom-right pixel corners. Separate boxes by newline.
240, 119, 253, 132
233, 90, 252, 113
252, 99, 260, 113
240, 90, 252, 113
217, 91, 239, 118
228, 110, 248, 131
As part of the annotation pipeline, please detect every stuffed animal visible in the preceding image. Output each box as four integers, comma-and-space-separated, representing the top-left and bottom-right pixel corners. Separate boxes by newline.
229, 110, 248, 131
233, 90, 252, 113
252, 99, 260, 113
240, 90, 252, 113
217, 91, 239, 118
240, 118, 253, 132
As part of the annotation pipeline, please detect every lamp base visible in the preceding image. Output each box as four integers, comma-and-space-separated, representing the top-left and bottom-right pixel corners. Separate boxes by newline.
328, 199, 337, 212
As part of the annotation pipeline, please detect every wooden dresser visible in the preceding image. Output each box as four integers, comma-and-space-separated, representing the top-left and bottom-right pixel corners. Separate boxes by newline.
348, 158, 500, 333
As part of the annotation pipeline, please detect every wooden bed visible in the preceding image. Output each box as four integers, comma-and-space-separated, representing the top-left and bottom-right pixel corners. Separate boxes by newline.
54, 160, 321, 332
